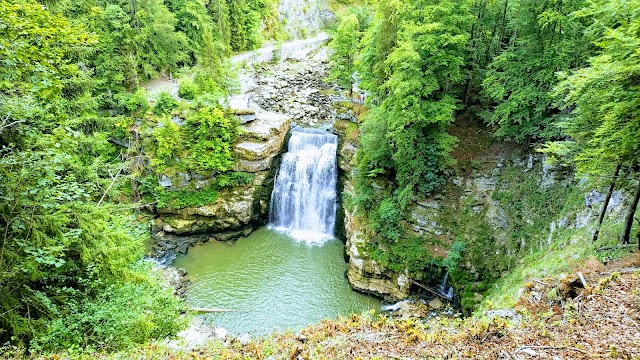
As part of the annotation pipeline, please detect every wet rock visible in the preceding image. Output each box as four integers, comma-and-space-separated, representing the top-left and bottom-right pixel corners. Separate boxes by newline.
428, 298, 443, 310
177, 243, 189, 255
211, 226, 253, 242
157, 172, 269, 235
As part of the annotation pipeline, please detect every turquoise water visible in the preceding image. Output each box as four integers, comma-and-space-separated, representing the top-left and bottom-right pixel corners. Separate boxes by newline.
172, 227, 380, 335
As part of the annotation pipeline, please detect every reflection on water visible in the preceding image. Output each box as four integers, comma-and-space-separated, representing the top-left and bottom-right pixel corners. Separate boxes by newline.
172, 227, 380, 335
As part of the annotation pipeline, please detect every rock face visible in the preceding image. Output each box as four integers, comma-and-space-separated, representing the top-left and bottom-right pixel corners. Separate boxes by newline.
335, 116, 632, 304
152, 111, 291, 253
278, 0, 333, 40
334, 119, 412, 301
344, 202, 412, 300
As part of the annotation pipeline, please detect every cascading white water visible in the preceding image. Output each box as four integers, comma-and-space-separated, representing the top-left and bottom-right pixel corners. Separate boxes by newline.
269, 127, 338, 245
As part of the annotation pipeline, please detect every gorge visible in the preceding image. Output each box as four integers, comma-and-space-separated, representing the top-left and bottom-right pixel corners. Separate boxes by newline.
3, 0, 640, 357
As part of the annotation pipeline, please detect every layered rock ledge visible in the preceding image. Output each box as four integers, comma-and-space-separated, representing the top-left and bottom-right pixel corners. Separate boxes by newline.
151, 110, 291, 254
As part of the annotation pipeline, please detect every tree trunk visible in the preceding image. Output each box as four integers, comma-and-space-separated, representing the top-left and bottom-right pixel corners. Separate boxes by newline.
621, 175, 640, 245
592, 162, 621, 242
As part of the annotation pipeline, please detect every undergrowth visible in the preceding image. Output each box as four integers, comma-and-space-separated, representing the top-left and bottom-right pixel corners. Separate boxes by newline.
154, 172, 255, 210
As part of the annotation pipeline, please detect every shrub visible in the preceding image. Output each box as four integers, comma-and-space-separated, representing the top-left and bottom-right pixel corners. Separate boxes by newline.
152, 92, 178, 115
30, 269, 185, 352
177, 78, 199, 100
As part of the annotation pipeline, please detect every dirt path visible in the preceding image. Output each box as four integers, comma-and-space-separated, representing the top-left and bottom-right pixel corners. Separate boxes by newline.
142, 34, 329, 102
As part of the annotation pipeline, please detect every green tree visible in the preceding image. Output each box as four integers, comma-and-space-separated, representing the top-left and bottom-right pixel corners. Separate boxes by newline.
329, 14, 361, 97
184, 106, 239, 173
357, 0, 400, 97
481, 0, 592, 143
0, 0, 184, 347
547, 0, 640, 246
0, 0, 95, 100
359, 0, 471, 199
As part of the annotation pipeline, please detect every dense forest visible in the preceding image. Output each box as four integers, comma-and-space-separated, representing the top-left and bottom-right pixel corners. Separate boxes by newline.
0, 0, 279, 351
1, 0, 639, 356
330, 0, 640, 289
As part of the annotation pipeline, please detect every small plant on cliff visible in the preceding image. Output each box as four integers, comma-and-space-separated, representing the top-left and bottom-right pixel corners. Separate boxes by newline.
155, 172, 254, 210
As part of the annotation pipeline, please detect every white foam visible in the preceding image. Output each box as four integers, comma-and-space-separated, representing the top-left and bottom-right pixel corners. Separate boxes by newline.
269, 226, 334, 245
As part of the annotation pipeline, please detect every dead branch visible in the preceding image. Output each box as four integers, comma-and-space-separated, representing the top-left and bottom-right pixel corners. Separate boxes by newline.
408, 279, 451, 301
596, 244, 636, 251
577, 272, 589, 288
97, 167, 124, 206
499, 349, 516, 360
531, 279, 548, 286
0, 114, 25, 133
517, 345, 589, 354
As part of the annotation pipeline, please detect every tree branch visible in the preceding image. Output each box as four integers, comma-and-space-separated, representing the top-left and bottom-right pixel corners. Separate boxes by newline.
0, 114, 25, 133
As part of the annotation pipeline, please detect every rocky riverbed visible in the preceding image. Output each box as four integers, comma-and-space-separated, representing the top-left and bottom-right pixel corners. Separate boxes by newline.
243, 47, 335, 126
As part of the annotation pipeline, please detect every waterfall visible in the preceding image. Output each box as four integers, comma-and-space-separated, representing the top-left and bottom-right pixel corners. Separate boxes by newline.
438, 271, 455, 301
269, 127, 338, 245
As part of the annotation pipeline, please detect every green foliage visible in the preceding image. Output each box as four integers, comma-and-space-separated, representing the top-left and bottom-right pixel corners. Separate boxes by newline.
114, 89, 150, 116
371, 198, 402, 242
227, 0, 276, 51
183, 106, 238, 173
149, 117, 184, 173
356, 0, 400, 96
328, 14, 362, 95
0, 143, 184, 348
366, 236, 432, 274
0, 0, 96, 99
480, 0, 592, 142
192, 60, 238, 100
0, 0, 189, 350
145, 105, 239, 177
359, 0, 470, 198
442, 241, 465, 271
178, 78, 200, 100
545, 0, 640, 175
153, 92, 179, 115
155, 172, 254, 209
30, 270, 185, 352
350, 0, 472, 284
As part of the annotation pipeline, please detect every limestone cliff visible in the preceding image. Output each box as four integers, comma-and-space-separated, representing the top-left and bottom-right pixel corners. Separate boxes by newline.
334, 118, 412, 300
335, 119, 629, 307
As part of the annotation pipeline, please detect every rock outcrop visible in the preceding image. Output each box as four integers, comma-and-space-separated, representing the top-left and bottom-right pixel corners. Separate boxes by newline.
344, 203, 412, 300
335, 113, 631, 304
151, 110, 291, 254
278, 0, 333, 40
334, 119, 412, 301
